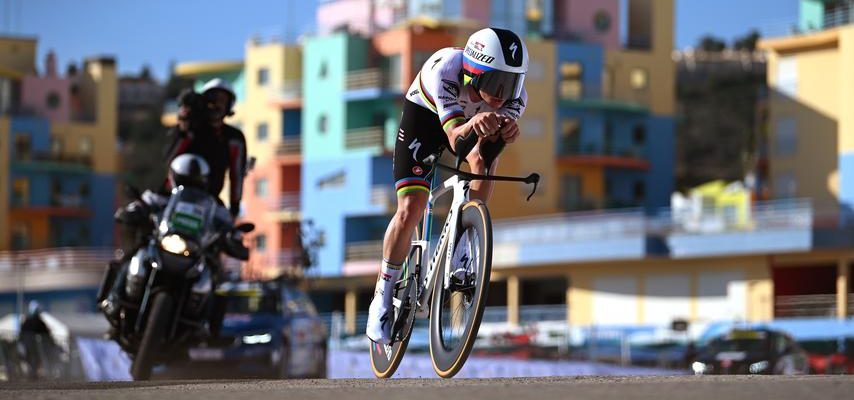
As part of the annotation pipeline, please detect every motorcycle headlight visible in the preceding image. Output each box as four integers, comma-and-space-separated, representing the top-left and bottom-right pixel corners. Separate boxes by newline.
161, 234, 189, 255
242, 333, 272, 345
749, 360, 769, 374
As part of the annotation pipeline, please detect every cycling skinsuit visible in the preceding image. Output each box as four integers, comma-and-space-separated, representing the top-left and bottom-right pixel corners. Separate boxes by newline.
393, 47, 528, 196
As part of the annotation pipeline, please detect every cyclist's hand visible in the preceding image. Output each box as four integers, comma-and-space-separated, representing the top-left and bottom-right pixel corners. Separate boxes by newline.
469, 112, 501, 138
498, 117, 520, 143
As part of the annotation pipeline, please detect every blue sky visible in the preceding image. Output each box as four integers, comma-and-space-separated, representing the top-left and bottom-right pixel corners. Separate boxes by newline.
5, 0, 799, 81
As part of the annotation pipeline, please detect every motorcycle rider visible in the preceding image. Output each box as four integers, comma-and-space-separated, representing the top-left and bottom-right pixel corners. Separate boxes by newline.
19, 301, 55, 380
102, 79, 248, 327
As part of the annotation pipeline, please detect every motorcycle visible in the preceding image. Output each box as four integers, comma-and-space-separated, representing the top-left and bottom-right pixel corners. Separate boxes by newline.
98, 184, 253, 380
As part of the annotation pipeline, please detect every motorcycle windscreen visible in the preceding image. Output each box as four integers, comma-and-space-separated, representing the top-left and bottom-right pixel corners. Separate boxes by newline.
162, 187, 217, 241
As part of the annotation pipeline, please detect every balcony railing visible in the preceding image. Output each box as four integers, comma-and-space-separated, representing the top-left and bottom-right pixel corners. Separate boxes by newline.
276, 137, 301, 156
346, 68, 397, 91
13, 151, 93, 168
269, 81, 302, 102
774, 294, 850, 318
494, 209, 646, 244
345, 126, 385, 150
344, 240, 383, 261
664, 198, 813, 235
558, 144, 646, 159
270, 192, 301, 211
370, 185, 395, 209
50, 193, 86, 208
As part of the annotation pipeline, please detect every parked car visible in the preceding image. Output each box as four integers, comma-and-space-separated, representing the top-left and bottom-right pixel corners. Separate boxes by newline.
799, 337, 854, 374
691, 328, 809, 375
185, 279, 327, 378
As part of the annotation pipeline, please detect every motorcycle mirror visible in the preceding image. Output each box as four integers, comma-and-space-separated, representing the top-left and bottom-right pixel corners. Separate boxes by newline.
235, 223, 255, 233
124, 183, 142, 200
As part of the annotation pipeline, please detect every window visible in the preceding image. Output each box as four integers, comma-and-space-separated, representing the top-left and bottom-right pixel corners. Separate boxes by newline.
318, 114, 328, 134
46, 91, 61, 109
633, 181, 646, 203
255, 234, 267, 251
633, 125, 646, 145
12, 178, 29, 206
257, 122, 269, 142
11, 223, 31, 250
255, 178, 269, 197
528, 59, 545, 82
630, 68, 649, 90
257, 67, 269, 86
594, 10, 612, 33
561, 119, 581, 154
775, 117, 797, 156
319, 61, 327, 79
317, 170, 346, 189
51, 137, 63, 155
777, 57, 798, 97
79, 136, 93, 155
79, 182, 90, 198
522, 118, 544, 137
14, 133, 31, 160
774, 171, 797, 198
559, 62, 583, 100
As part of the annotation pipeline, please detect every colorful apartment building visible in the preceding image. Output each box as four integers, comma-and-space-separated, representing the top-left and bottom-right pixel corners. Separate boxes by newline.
0, 36, 118, 251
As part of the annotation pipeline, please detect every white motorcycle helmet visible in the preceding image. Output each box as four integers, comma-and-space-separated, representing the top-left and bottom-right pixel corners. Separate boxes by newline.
201, 78, 237, 114
169, 154, 210, 190
462, 27, 529, 101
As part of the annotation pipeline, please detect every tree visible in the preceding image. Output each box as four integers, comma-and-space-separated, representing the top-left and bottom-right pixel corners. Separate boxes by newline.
733, 30, 761, 52
698, 35, 726, 52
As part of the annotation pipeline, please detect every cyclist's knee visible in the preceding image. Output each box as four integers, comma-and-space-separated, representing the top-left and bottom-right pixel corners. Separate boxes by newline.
394, 192, 427, 226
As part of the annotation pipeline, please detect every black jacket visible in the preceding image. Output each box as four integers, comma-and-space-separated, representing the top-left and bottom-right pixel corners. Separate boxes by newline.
163, 124, 247, 217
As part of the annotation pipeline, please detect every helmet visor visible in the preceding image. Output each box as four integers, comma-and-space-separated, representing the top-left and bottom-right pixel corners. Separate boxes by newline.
476, 70, 525, 101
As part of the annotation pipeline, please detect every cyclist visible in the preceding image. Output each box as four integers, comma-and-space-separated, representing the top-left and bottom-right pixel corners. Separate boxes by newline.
366, 28, 528, 344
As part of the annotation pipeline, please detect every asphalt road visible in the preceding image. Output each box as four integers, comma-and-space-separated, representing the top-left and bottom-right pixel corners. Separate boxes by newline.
2, 376, 853, 400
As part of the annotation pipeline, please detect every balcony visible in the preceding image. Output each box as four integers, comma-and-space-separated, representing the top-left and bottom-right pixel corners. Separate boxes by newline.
344, 68, 401, 101
344, 240, 383, 262
370, 185, 396, 211
556, 144, 650, 170
267, 192, 301, 222
559, 94, 648, 114
345, 126, 386, 151
276, 137, 302, 156
270, 192, 301, 211
11, 151, 93, 173
50, 193, 85, 208
268, 81, 302, 109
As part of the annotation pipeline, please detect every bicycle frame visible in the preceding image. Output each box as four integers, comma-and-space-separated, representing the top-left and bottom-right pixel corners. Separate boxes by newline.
411, 172, 471, 319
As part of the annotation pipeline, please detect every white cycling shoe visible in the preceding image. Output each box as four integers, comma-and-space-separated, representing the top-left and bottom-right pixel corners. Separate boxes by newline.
366, 267, 402, 344
451, 232, 473, 282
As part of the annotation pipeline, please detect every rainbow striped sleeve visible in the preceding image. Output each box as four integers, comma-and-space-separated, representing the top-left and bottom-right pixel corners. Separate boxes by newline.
440, 110, 466, 133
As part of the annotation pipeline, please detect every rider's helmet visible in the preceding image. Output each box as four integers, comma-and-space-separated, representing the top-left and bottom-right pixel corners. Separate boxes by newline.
201, 78, 237, 114
168, 154, 210, 190
27, 300, 42, 317
462, 28, 528, 101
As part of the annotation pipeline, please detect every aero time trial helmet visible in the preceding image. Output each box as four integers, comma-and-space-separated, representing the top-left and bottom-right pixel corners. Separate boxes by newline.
462, 28, 528, 101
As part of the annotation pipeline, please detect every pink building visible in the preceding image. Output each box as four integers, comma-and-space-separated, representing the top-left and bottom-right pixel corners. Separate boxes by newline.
554, 0, 620, 49
20, 52, 71, 122
317, 0, 401, 36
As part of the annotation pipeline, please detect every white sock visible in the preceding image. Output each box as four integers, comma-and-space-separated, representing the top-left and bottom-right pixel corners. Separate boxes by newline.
375, 260, 403, 302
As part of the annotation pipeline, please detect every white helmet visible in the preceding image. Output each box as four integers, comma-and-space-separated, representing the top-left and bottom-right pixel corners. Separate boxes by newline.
462, 28, 528, 101
169, 154, 210, 189
201, 78, 236, 111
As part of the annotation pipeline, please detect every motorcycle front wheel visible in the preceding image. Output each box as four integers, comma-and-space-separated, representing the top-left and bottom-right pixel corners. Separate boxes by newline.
131, 292, 173, 380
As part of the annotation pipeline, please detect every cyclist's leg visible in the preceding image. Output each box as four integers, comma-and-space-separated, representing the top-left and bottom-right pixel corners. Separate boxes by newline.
465, 137, 503, 203
367, 100, 443, 344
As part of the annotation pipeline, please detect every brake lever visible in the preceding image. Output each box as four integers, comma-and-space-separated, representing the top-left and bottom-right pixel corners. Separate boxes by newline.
525, 173, 540, 202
